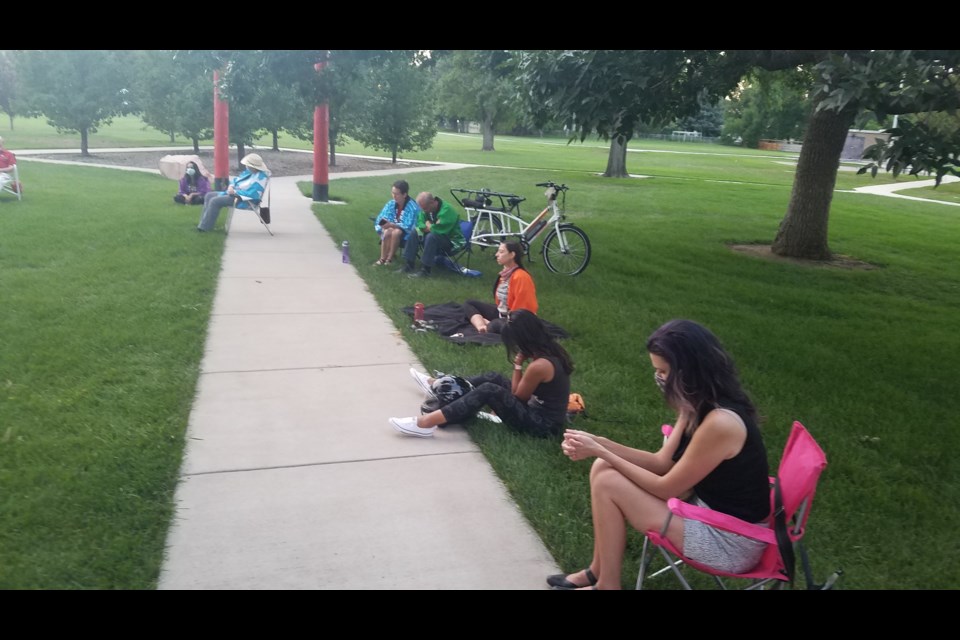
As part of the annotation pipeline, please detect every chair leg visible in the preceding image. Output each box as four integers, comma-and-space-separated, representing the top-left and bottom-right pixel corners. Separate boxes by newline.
225, 206, 273, 236
256, 209, 274, 236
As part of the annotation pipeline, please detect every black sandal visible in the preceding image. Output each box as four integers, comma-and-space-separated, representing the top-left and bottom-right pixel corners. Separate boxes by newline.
547, 567, 598, 589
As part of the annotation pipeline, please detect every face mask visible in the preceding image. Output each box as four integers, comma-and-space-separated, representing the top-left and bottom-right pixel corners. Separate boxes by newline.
186, 168, 196, 176
654, 372, 667, 393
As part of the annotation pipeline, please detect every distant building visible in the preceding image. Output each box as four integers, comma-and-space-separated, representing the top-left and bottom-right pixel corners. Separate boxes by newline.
841, 130, 891, 160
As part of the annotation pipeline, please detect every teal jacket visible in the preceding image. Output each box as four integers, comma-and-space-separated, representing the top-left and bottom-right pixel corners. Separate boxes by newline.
373, 196, 421, 242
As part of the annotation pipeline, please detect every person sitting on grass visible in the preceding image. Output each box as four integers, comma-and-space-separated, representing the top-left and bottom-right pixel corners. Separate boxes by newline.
463, 241, 538, 334
548, 319, 770, 590
174, 160, 211, 205
390, 309, 573, 438
372, 179, 420, 266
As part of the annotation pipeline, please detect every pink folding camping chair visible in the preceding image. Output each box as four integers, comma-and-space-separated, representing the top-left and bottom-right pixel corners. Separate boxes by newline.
636, 420, 839, 590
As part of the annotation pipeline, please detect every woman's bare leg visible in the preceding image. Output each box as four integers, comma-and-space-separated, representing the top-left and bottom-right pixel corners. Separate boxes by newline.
382, 228, 402, 262
554, 460, 616, 588
589, 463, 681, 590
417, 409, 446, 428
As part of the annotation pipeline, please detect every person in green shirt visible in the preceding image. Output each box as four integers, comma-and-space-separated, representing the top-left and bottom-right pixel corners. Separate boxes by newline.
400, 191, 466, 278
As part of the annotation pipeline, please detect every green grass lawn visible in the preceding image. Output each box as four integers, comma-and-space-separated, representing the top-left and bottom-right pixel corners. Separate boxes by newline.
0, 164, 223, 588
306, 167, 960, 590
3, 115, 958, 589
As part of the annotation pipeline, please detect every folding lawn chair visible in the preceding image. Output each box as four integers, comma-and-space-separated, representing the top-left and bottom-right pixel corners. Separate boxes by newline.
433, 219, 481, 277
0, 163, 22, 201
636, 420, 840, 590
225, 180, 273, 236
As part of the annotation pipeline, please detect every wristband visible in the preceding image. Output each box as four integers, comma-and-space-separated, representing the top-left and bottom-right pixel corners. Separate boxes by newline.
514, 365, 523, 371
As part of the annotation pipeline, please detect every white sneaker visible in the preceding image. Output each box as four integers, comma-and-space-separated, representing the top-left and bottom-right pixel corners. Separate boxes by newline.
409, 368, 436, 399
390, 416, 436, 438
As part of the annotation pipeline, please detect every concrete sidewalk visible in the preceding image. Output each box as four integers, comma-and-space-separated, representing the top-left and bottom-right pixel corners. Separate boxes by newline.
156, 172, 559, 589
849, 174, 960, 206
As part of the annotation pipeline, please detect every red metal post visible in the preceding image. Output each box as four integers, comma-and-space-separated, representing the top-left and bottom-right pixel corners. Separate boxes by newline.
313, 60, 329, 202
213, 69, 230, 191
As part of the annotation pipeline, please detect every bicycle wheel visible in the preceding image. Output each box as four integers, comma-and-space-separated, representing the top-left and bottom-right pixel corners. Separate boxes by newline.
469, 212, 504, 249
541, 224, 591, 276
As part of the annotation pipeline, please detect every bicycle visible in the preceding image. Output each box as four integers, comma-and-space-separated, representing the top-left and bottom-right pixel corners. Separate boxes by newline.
449, 181, 591, 276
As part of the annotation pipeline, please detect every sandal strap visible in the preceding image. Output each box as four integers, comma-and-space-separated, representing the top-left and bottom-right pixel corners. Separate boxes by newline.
584, 567, 598, 585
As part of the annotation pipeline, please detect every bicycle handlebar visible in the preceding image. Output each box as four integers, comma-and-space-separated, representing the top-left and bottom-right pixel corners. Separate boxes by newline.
535, 181, 569, 191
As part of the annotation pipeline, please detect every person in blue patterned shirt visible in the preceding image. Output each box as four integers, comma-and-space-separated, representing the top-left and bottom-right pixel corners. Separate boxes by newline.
372, 179, 421, 266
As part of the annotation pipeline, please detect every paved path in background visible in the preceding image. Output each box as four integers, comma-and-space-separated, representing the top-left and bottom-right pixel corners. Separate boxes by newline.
848, 174, 960, 206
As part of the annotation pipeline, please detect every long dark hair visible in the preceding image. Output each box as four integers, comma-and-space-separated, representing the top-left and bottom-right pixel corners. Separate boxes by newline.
491, 241, 527, 297
646, 319, 756, 426
185, 161, 200, 187
501, 309, 574, 375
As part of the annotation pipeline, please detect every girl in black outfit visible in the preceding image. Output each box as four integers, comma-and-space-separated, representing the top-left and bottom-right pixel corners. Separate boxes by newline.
551, 319, 770, 589
392, 309, 574, 438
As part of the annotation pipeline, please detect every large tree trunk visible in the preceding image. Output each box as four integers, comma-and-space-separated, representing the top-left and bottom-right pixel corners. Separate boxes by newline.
603, 134, 629, 178
192, 137, 200, 154
80, 128, 89, 156
168, 130, 175, 143
481, 115, 495, 151
272, 129, 280, 152
772, 105, 856, 259
235, 143, 247, 170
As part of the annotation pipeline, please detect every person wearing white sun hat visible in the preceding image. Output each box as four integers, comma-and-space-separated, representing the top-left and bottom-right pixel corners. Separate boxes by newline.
197, 153, 270, 232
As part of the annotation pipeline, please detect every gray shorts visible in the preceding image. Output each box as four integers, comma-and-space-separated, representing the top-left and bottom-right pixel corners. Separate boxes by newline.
682, 496, 768, 574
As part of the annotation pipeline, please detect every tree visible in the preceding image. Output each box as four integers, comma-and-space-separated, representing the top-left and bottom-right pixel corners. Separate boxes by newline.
675, 100, 725, 138
753, 50, 960, 258
17, 50, 135, 156
136, 51, 213, 152
435, 50, 517, 151
0, 50, 19, 129
350, 51, 437, 163
517, 50, 960, 260
275, 50, 377, 167
256, 77, 309, 152
214, 51, 274, 168
515, 50, 739, 177
318, 51, 374, 166
722, 69, 811, 147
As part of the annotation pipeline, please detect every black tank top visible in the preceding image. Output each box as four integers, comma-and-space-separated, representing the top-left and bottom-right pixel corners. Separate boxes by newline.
671, 404, 770, 522
529, 356, 570, 427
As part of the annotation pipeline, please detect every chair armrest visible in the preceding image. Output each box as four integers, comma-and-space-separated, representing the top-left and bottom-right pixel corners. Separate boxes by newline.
667, 498, 776, 544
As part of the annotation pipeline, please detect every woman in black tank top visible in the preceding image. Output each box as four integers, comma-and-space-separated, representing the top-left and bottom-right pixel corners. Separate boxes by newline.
391, 310, 574, 438
549, 319, 770, 589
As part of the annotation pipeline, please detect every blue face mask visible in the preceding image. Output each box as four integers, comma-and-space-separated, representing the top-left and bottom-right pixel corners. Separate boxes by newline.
186, 168, 196, 176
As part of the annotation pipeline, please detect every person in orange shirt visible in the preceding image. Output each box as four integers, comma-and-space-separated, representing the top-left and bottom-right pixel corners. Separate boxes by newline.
463, 241, 538, 334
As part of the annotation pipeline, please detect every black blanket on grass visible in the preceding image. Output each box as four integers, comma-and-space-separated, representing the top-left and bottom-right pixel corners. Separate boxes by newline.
402, 302, 570, 346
